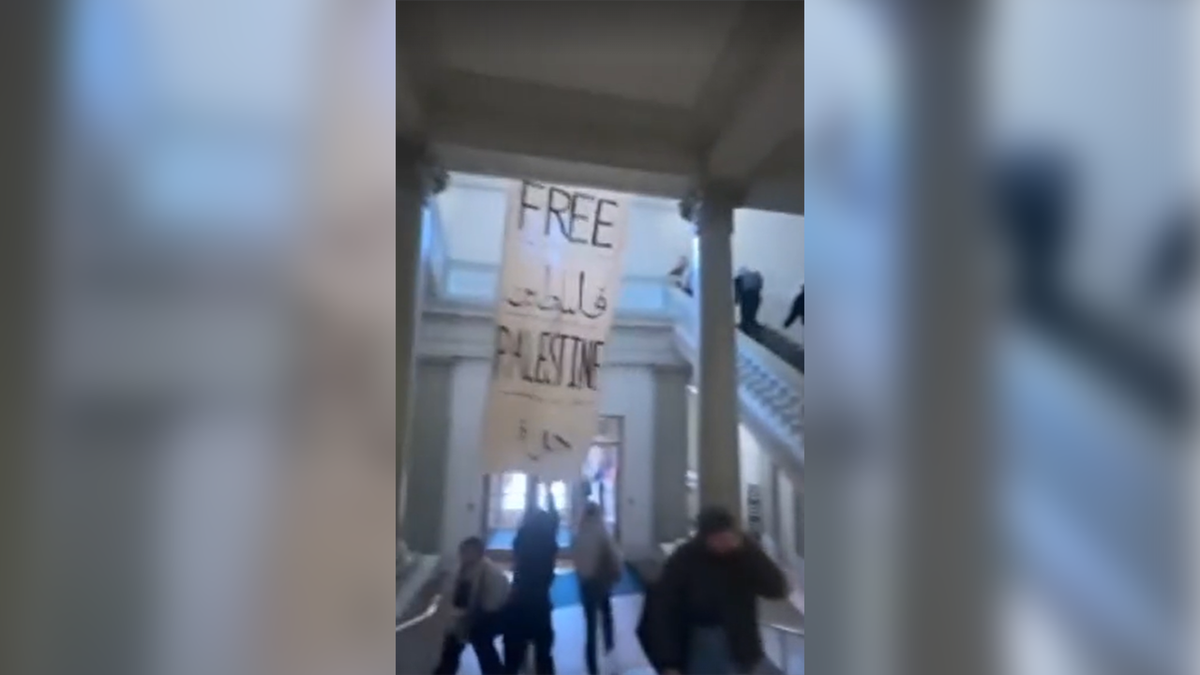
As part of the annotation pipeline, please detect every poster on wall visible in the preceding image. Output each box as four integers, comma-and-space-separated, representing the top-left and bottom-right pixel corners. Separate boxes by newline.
482, 179, 631, 481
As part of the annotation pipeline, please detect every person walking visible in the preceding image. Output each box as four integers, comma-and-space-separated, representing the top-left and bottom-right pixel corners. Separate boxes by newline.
645, 506, 789, 674
733, 267, 765, 331
503, 508, 560, 674
783, 286, 804, 329
572, 503, 623, 675
432, 537, 510, 675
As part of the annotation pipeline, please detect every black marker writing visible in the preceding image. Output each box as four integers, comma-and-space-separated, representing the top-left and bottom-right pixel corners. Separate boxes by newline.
493, 326, 605, 390
517, 180, 618, 250
504, 267, 609, 319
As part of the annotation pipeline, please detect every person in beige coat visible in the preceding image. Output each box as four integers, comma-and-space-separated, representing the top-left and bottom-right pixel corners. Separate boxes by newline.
433, 537, 510, 674
571, 503, 623, 675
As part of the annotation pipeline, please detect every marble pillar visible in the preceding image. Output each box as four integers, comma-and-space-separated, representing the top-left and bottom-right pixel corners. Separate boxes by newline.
681, 186, 744, 522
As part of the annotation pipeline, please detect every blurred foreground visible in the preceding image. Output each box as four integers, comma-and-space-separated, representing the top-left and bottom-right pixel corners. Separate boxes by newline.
3, 1, 397, 674
0, 0, 1196, 674
806, 1, 1191, 675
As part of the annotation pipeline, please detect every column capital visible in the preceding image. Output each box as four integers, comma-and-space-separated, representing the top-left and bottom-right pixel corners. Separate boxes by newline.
397, 138, 448, 200
679, 182, 745, 231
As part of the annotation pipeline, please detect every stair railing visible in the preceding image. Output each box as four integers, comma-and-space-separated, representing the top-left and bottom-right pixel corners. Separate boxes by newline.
762, 620, 804, 673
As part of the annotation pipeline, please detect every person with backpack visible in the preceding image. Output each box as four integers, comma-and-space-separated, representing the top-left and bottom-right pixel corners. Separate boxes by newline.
643, 506, 788, 674
572, 502, 623, 675
432, 537, 510, 674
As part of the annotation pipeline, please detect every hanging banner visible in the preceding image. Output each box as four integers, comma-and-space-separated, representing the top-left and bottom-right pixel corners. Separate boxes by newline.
482, 179, 631, 481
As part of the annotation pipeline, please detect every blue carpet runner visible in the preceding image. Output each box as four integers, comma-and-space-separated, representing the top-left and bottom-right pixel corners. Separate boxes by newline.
549, 565, 642, 609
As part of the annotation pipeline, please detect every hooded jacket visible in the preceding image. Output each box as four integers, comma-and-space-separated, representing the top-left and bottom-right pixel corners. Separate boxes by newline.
648, 531, 787, 671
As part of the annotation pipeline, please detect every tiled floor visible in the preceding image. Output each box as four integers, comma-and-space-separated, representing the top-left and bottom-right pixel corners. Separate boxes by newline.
451, 594, 652, 675
443, 595, 803, 674
400, 565, 804, 674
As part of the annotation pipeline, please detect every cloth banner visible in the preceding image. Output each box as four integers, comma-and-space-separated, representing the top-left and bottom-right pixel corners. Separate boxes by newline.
482, 179, 631, 481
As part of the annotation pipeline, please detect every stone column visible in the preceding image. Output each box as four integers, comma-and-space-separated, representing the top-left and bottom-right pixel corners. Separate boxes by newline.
898, 3, 987, 675
681, 186, 743, 523
652, 363, 692, 543
792, 474, 804, 558
396, 142, 446, 561
762, 456, 780, 549
0, 6, 54, 674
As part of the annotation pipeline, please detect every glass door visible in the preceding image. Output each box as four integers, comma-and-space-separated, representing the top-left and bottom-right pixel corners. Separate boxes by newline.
485, 472, 569, 549
486, 472, 529, 533
576, 416, 621, 536
536, 480, 569, 514
483, 417, 623, 549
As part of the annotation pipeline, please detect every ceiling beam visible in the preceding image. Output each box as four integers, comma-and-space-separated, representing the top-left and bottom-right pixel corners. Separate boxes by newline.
705, 21, 805, 183
425, 75, 701, 180
433, 143, 691, 201
395, 3, 435, 140
688, 3, 805, 146
745, 174, 804, 216
396, 49, 424, 138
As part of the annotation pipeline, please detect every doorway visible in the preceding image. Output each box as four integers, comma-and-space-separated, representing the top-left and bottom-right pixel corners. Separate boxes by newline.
482, 472, 572, 551
481, 415, 623, 552
578, 443, 619, 534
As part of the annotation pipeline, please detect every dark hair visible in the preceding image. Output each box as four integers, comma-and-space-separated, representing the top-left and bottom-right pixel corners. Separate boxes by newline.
582, 502, 602, 519
459, 536, 485, 553
696, 506, 737, 536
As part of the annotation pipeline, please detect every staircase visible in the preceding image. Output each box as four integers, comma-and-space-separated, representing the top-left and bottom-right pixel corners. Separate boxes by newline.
670, 289, 804, 466
743, 323, 804, 373
737, 338, 803, 442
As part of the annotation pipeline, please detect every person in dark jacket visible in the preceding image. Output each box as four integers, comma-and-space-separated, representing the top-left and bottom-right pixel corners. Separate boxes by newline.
648, 506, 788, 674
503, 507, 560, 674
733, 267, 765, 331
783, 287, 804, 329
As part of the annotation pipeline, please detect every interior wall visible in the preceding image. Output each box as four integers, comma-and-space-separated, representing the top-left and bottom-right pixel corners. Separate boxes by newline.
777, 469, 799, 559
733, 209, 805, 308
686, 384, 699, 522
438, 360, 662, 557
737, 424, 762, 523
652, 366, 691, 544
